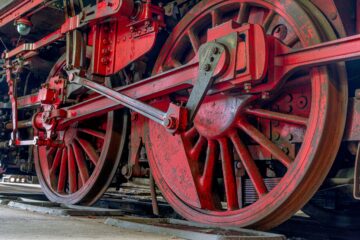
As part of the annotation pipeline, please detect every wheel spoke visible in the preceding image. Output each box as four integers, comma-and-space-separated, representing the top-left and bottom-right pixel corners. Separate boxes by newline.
238, 120, 292, 168
230, 131, 268, 197
50, 149, 63, 187
200, 140, 218, 190
57, 148, 68, 193
211, 10, 221, 27
219, 138, 239, 210
41, 147, 54, 184
197, 140, 220, 210
263, 10, 276, 30
286, 34, 300, 48
169, 56, 182, 68
78, 172, 83, 189
50, 149, 62, 174
236, 3, 249, 24
78, 128, 105, 139
188, 29, 200, 53
190, 136, 207, 160
72, 142, 90, 185
245, 108, 308, 126
76, 138, 99, 165
184, 126, 198, 139
47, 147, 56, 157
67, 146, 78, 193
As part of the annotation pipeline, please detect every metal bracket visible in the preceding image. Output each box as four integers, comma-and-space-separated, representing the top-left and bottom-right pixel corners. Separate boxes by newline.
355, 142, 360, 200
186, 42, 226, 122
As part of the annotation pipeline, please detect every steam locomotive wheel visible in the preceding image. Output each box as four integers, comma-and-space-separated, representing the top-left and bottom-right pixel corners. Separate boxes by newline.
145, 0, 348, 230
34, 57, 128, 205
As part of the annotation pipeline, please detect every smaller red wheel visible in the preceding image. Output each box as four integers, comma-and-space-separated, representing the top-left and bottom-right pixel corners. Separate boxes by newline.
34, 56, 128, 205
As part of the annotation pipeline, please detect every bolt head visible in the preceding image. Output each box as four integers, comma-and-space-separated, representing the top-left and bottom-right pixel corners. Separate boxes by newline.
235, 161, 242, 169
244, 83, 252, 92
212, 47, 219, 54
203, 64, 212, 72
164, 117, 176, 129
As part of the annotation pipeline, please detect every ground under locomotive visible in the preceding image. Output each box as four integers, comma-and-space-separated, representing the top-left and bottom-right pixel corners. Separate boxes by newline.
0, 0, 359, 230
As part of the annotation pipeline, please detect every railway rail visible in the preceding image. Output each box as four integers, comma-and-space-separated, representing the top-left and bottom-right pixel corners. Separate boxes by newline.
0, 181, 359, 240
0, 0, 359, 232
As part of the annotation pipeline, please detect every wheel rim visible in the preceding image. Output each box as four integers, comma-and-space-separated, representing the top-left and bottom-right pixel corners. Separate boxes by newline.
145, 0, 347, 229
34, 57, 128, 205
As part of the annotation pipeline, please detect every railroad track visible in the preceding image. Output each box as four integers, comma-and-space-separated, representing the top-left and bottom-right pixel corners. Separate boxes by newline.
0, 182, 359, 240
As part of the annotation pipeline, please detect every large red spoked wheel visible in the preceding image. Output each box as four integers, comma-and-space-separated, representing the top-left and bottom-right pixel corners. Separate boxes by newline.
145, 0, 348, 229
34, 57, 128, 205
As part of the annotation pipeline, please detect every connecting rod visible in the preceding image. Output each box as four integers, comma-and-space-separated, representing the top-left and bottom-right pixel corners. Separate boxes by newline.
70, 42, 226, 133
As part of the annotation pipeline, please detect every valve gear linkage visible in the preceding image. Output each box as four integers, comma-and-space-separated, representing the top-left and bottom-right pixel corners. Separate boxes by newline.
70, 42, 226, 134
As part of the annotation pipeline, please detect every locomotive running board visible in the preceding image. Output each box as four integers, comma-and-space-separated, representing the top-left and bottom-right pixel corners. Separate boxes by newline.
355, 143, 360, 200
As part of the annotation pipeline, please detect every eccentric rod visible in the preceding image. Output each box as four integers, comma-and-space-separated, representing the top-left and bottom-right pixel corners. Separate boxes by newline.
74, 76, 168, 127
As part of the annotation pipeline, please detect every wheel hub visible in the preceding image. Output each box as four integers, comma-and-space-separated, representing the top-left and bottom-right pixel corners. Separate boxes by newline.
64, 127, 77, 146
194, 96, 247, 139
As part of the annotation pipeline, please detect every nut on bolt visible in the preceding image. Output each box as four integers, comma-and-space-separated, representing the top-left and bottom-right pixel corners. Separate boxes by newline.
244, 83, 252, 92
164, 117, 176, 129
212, 47, 219, 54
203, 64, 212, 72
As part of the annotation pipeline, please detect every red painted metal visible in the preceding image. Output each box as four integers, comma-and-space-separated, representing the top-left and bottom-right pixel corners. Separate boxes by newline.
43, 23, 360, 131
1, 0, 360, 230
145, 0, 347, 230
0, 0, 46, 28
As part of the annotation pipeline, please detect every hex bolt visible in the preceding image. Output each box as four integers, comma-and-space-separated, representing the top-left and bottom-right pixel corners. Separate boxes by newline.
281, 146, 290, 155
164, 118, 171, 128
203, 64, 212, 72
272, 24, 288, 41
272, 132, 280, 141
164, 117, 176, 129
212, 47, 219, 54
235, 161, 243, 169
288, 134, 294, 141
244, 83, 252, 92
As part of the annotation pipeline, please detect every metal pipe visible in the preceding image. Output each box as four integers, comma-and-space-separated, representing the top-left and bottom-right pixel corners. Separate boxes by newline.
6, 119, 33, 130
